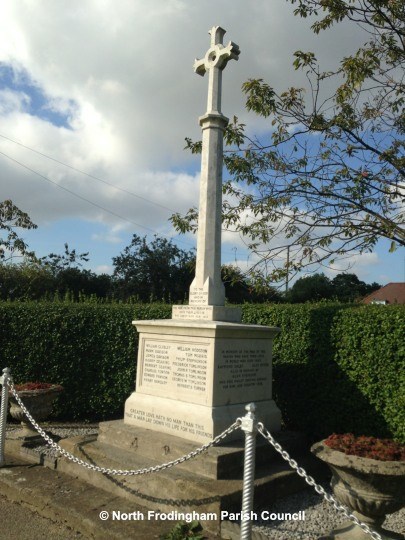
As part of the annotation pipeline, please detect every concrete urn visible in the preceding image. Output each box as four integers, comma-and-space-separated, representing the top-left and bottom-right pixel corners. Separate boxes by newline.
9, 384, 63, 437
311, 441, 405, 540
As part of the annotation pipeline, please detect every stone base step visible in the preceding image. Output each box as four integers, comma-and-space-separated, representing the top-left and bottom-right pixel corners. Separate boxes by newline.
55, 432, 328, 536
98, 420, 309, 480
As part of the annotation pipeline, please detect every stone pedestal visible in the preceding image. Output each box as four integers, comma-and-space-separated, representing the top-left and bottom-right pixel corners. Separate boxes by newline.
124, 318, 281, 444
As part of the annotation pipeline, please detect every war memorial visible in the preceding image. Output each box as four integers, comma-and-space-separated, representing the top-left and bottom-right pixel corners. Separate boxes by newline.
123, 25, 281, 444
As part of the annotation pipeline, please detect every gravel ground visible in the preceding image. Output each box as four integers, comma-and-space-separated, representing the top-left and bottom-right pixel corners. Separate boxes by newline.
7, 423, 405, 539
6, 422, 99, 457
253, 482, 404, 539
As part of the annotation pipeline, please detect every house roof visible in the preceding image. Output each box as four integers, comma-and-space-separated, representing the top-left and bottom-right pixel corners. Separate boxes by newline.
362, 282, 405, 304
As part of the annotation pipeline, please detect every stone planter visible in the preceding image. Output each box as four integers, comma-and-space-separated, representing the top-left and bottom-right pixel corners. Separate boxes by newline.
311, 441, 405, 540
9, 385, 63, 438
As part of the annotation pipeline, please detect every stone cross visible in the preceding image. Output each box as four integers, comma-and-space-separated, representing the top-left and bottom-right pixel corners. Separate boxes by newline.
188, 26, 240, 308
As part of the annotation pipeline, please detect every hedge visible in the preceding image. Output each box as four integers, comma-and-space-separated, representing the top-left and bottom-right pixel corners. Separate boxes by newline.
0, 301, 403, 442
331, 306, 404, 443
0, 302, 171, 420
242, 303, 405, 442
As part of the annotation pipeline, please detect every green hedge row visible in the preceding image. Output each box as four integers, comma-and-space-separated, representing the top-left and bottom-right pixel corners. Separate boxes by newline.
0, 302, 403, 442
0, 303, 171, 420
331, 306, 404, 443
242, 303, 404, 442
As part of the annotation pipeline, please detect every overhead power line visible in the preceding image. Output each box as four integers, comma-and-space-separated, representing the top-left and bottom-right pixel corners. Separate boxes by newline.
0, 133, 241, 260
0, 149, 194, 247
0, 132, 176, 213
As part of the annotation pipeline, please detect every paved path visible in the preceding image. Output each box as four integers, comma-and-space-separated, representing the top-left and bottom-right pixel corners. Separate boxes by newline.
0, 493, 82, 539
3, 422, 220, 539
0, 452, 214, 540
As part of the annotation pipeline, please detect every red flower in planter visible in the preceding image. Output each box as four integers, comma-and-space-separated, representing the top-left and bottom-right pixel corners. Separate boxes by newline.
324, 433, 405, 462
14, 382, 63, 392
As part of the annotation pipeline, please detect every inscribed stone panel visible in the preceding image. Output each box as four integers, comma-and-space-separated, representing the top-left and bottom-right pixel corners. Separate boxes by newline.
137, 336, 212, 405
213, 339, 272, 405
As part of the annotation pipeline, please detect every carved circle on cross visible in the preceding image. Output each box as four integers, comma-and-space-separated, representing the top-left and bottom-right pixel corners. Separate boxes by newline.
204, 45, 227, 70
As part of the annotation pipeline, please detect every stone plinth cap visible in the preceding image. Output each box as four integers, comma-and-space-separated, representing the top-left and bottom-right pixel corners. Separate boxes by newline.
132, 319, 280, 339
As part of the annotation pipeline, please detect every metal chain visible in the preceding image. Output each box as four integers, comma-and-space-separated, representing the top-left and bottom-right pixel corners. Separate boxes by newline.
6, 377, 383, 540
7, 381, 241, 476
257, 423, 382, 540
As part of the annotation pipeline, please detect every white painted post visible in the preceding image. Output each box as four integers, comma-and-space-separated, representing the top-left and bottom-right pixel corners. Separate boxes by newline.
240, 403, 258, 540
0, 367, 11, 467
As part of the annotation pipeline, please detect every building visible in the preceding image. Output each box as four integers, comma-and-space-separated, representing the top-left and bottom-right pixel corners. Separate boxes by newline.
362, 283, 405, 305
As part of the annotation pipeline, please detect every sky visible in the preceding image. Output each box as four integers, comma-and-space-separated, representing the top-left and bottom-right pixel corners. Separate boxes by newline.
0, 0, 403, 287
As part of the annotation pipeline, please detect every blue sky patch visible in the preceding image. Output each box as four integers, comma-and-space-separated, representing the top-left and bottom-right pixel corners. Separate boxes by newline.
0, 63, 76, 128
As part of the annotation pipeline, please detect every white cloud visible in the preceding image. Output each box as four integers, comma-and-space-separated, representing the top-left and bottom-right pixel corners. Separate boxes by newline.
95, 264, 113, 275
325, 252, 380, 281
91, 232, 122, 244
0, 0, 371, 273
0, 89, 30, 114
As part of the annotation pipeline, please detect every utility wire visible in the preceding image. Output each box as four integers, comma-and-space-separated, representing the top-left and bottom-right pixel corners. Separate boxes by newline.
0, 149, 194, 247
0, 134, 241, 260
0, 132, 175, 213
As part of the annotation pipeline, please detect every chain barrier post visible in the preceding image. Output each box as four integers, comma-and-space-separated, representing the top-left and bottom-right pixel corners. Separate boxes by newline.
240, 403, 258, 540
0, 367, 11, 467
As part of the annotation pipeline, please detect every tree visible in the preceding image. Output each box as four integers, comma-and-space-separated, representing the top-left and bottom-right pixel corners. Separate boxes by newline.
38, 243, 107, 300
285, 271, 380, 302
0, 255, 114, 302
40, 243, 89, 275
0, 262, 54, 301
286, 273, 334, 302
49, 267, 113, 300
222, 264, 283, 303
331, 272, 380, 301
0, 200, 37, 262
173, 0, 404, 286
112, 234, 194, 302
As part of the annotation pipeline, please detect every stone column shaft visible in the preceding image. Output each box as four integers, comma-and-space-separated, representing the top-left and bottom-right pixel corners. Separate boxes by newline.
187, 26, 240, 308
189, 113, 228, 306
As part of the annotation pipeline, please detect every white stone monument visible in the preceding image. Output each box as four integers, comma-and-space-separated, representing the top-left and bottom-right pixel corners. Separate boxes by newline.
172, 26, 240, 322
124, 26, 281, 443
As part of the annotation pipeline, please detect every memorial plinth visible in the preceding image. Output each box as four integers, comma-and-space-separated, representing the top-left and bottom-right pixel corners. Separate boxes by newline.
124, 320, 281, 443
